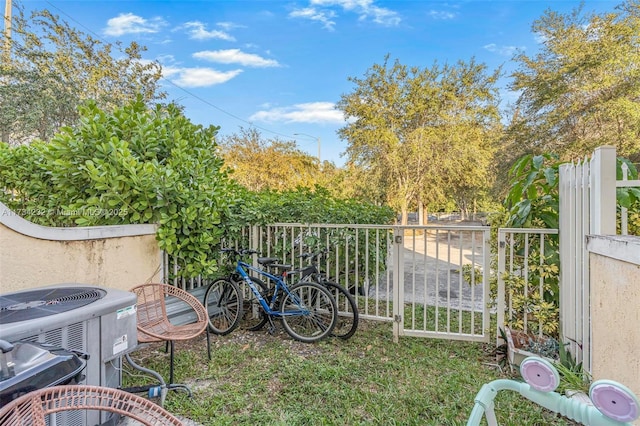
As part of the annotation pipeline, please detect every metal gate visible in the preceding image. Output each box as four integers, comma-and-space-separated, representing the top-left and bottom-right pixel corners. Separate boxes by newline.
391, 225, 491, 343
167, 222, 492, 343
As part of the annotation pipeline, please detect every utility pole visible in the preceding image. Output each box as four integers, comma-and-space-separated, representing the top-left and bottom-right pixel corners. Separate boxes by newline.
293, 133, 321, 163
2, 0, 10, 144
3, 0, 11, 63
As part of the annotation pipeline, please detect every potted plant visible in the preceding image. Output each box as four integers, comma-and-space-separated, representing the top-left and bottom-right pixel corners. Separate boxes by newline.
504, 326, 558, 371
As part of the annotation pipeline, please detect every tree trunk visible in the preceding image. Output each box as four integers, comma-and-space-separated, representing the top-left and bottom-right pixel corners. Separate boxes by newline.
417, 200, 425, 225
400, 205, 409, 225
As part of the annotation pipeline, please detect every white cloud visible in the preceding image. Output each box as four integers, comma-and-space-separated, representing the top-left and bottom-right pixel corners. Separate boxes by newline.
483, 43, 524, 57
182, 21, 236, 41
249, 102, 344, 124
104, 13, 166, 36
193, 49, 280, 67
289, 7, 336, 31
367, 6, 401, 26
428, 10, 457, 20
163, 66, 243, 87
217, 22, 245, 31
291, 0, 400, 29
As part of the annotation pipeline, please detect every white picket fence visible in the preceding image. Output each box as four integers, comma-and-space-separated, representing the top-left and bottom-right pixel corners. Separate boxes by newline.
558, 146, 639, 372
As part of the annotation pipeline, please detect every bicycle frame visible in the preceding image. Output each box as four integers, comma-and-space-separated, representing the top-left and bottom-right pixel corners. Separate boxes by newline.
285, 251, 326, 284
235, 260, 310, 318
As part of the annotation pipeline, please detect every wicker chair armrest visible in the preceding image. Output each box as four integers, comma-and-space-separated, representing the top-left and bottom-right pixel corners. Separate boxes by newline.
0, 385, 184, 426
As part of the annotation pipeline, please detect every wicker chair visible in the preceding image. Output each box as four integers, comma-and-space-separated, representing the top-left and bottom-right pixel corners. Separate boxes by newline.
0, 385, 184, 426
130, 283, 211, 386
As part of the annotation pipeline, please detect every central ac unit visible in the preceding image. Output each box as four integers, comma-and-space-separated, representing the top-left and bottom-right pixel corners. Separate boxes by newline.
0, 284, 138, 425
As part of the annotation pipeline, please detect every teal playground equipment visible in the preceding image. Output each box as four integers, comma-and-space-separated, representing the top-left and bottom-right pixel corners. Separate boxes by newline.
467, 357, 639, 426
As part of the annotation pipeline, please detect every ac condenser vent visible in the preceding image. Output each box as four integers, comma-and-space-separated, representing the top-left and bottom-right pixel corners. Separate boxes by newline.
0, 287, 106, 324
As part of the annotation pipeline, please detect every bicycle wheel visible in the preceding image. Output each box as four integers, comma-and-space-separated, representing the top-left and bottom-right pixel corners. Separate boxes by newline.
203, 278, 242, 335
323, 281, 359, 339
281, 282, 337, 343
238, 277, 269, 331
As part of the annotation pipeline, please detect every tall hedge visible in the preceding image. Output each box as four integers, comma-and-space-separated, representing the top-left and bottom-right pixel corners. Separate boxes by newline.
0, 98, 234, 276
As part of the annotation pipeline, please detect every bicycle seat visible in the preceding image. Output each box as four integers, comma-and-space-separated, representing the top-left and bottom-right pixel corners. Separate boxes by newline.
257, 257, 281, 266
270, 263, 292, 272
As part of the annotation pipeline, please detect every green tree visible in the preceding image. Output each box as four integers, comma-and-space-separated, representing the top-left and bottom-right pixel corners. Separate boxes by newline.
219, 127, 320, 192
506, 1, 640, 163
336, 56, 501, 224
0, 5, 165, 145
324, 161, 389, 206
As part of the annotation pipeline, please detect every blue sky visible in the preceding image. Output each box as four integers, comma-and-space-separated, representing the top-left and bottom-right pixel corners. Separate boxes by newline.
12, 0, 619, 165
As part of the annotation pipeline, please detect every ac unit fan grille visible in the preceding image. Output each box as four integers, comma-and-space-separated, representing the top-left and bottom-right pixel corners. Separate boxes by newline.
0, 287, 106, 324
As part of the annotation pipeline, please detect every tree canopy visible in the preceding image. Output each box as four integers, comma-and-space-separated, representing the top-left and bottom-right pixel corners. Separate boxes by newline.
0, 5, 165, 145
336, 56, 502, 223
506, 0, 640, 163
218, 128, 321, 192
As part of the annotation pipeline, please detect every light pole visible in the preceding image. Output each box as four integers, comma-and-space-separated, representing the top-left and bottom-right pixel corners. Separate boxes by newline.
293, 133, 321, 163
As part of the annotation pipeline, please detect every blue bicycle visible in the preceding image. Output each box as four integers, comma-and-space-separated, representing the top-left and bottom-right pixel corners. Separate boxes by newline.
203, 248, 338, 343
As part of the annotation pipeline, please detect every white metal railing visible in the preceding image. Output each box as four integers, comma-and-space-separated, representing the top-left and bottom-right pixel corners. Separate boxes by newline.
165, 223, 492, 343
618, 161, 640, 235
161, 147, 636, 354
496, 228, 559, 344
249, 223, 396, 323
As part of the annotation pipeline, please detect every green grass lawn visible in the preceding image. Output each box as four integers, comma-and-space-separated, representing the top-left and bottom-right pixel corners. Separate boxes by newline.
126, 320, 579, 426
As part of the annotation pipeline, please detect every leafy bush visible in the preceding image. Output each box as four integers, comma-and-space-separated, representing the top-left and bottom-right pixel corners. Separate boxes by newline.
239, 186, 396, 226
1, 98, 234, 277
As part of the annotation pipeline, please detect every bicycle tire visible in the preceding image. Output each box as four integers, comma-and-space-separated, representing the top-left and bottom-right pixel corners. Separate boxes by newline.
203, 278, 242, 335
322, 281, 359, 339
238, 277, 269, 331
281, 282, 337, 343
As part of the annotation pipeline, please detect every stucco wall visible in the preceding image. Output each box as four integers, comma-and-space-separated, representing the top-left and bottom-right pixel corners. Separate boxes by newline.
0, 202, 162, 294
588, 235, 640, 399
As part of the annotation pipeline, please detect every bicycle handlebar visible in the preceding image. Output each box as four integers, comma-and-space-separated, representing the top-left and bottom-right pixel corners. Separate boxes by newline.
220, 248, 260, 259
297, 249, 327, 263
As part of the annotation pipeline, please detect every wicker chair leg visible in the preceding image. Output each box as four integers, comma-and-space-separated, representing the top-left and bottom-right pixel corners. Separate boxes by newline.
169, 340, 175, 385
206, 328, 211, 360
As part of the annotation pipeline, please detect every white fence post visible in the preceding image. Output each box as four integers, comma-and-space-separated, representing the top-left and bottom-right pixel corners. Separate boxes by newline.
590, 146, 617, 235
392, 228, 404, 343
496, 230, 506, 346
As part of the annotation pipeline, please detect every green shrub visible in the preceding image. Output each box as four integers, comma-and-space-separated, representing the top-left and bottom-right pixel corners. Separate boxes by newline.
1, 98, 234, 277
